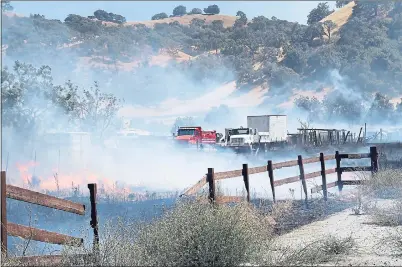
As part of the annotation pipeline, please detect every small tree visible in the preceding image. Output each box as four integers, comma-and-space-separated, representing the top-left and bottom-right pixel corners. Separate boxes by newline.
307, 2, 334, 25
323, 20, 337, 41
151, 12, 168, 20
190, 8, 202, 14
204, 5, 220, 14
173, 5, 187, 16
93, 9, 126, 24
234, 11, 247, 28
94, 9, 109, 21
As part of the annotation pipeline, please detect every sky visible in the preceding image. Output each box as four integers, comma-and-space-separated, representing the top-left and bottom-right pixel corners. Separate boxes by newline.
10, 1, 336, 25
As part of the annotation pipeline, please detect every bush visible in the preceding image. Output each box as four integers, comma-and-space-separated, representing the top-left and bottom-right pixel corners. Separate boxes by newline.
63, 199, 274, 266
204, 5, 220, 14
152, 12, 168, 20
173, 5, 187, 17
189, 8, 203, 15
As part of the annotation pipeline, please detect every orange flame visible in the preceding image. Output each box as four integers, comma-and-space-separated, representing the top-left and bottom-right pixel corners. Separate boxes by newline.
14, 161, 147, 201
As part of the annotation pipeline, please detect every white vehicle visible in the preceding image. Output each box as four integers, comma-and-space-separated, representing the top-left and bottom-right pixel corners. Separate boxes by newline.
227, 115, 288, 153
226, 127, 260, 151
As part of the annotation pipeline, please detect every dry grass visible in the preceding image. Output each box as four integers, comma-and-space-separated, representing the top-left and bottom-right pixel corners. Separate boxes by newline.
361, 170, 402, 199
273, 235, 356, 266
320, 1, 356, 34
356, 169, 402, 226
103, 14, 237, 28
2, 197, 357, 266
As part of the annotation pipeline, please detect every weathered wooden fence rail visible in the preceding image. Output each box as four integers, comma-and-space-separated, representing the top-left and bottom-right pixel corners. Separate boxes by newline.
182, 146, 378, 204
1, 171, 99, 266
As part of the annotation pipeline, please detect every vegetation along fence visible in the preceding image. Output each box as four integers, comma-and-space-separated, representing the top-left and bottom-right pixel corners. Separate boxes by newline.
182, 146, 379, 204
1, 171, 99, 266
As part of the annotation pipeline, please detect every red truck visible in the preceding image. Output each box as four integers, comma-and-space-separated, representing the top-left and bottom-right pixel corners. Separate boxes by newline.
175, 126, 218, 148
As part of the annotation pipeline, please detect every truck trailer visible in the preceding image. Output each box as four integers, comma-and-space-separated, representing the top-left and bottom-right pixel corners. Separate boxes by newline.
226, 115, 288, 154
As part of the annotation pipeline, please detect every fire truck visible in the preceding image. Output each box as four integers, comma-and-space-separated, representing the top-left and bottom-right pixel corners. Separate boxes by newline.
174, 126, 221, 149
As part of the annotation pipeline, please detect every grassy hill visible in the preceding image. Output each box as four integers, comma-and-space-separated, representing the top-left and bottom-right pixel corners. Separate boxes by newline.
320, 1, 356, 34
104, 14, 237, 28
2, 1, 402, 129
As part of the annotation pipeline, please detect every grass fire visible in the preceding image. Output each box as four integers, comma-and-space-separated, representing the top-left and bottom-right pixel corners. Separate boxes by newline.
2, 0, 402, 266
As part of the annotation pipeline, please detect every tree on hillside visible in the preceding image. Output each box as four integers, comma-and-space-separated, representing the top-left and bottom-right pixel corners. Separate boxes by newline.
306, 45, 343, 76
189, 8, 203, 15
94, 9, 126, 24
303, 23, 325, 45
234, 11, 247, 28
1, 0, 13, 11
173, 5, 187, 16
65, 14, 104, 36
353, 1, 394, 18
283, 46, 308, 74
307, 2, 334, 25
204, 5, 220, 14
336, 0, 352, 8
152, 12, 168, 20
190, 18, 205, 28
322, 20, 337, 41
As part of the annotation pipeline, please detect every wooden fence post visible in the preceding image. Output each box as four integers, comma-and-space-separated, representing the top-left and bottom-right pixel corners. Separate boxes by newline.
267, 160, 276, 203
1, 171, 7, 257
207, 168, 215, 203
298, 155, 308, 204
242, 164, 250, 202
88, 183, 99, 257
319, 153, 328, 201
370, 146, 379, 174
335, 151, 343, 192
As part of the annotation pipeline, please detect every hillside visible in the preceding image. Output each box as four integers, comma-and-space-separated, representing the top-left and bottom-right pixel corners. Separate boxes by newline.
2, 1, 402, 135
320, 1, 356, 34
104, 14, 237, 28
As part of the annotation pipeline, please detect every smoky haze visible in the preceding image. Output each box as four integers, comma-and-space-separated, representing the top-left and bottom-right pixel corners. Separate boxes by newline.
2, 57, 388, 198
2, 8, 402, 199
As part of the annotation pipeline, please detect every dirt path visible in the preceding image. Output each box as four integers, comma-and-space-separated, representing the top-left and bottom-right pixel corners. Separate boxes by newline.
275, 201, 402, 266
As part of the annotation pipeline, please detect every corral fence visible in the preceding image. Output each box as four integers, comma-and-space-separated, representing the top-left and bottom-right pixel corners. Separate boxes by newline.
1, 171, 99, 266
182, 146, 379, 204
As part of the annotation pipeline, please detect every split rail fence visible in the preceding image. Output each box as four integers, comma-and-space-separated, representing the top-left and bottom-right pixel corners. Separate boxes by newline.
182, 146, 379, 204
1, 171, 99, 266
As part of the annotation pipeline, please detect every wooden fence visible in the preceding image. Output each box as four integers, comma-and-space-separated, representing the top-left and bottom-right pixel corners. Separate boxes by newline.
1, 171, 99, 266
182, 146, 379, 204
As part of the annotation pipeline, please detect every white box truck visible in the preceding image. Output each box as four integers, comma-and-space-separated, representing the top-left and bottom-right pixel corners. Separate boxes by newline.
227, 115, 287, 153
247, 115, 287, 143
